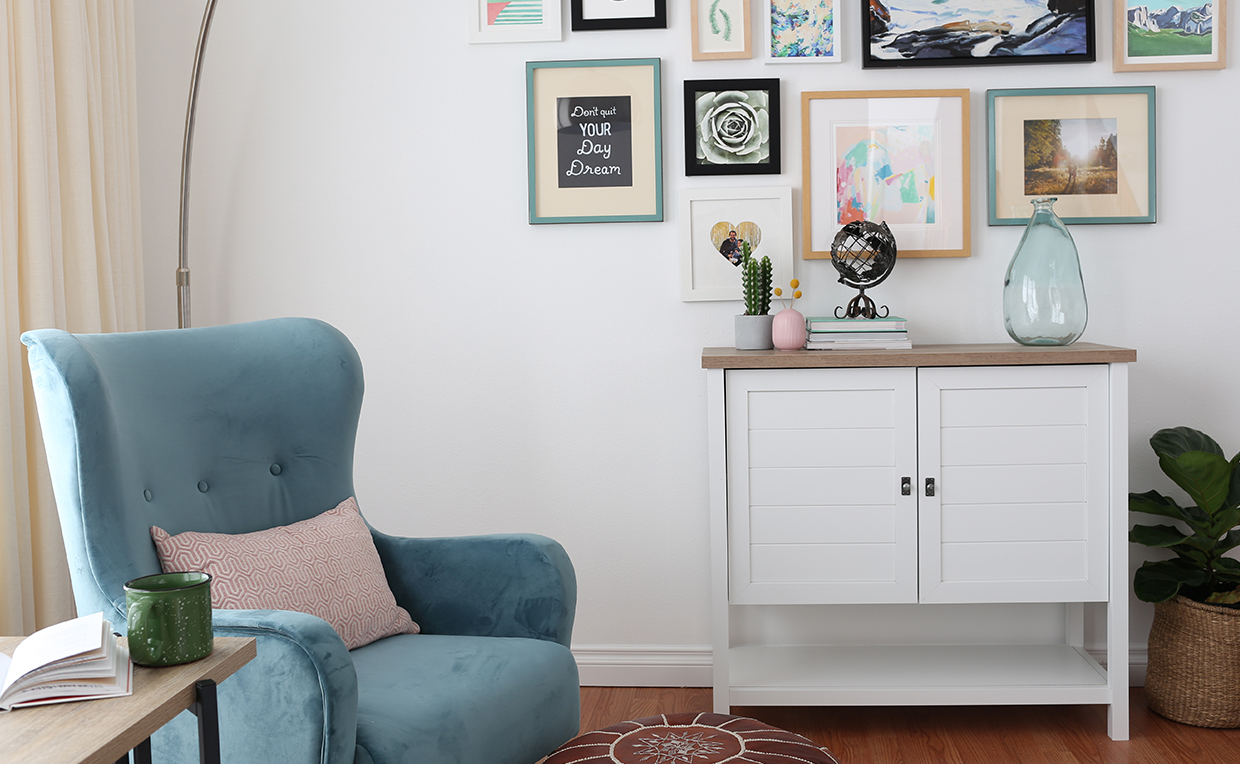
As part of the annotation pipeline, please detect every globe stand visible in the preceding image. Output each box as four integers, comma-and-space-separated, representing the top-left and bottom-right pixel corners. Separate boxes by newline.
830, 221, 898, 321
836, 291, 890, 319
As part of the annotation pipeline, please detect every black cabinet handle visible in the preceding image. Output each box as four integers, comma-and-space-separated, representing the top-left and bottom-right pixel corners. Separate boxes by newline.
901, 477, 911, 496
925, 478, 936, 497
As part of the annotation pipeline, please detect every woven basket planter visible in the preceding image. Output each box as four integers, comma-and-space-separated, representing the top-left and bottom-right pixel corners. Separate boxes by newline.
1146, 595, 1240, 728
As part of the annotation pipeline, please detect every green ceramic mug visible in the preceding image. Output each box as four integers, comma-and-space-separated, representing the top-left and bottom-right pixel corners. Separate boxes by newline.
124, 572, 214, 667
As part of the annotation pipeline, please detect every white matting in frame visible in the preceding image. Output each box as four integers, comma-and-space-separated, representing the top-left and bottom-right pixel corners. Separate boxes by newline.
468, 0, 562, 43
803, 90, 969, 258
680, 187, 794, 301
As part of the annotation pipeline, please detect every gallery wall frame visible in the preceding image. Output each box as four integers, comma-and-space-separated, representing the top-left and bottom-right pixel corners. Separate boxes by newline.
1113, 0, 1225, 72
680, 186, 795, 301
571, 0, 667, 31
468, 0, 562, 43
987, 86, 1157, 225
692, 0, 752, 60
526, 59, 663, 225
801, 89, 970, 259
684, 78, 781, 177
862, 0, 1096, 68
764, 0, 841, 63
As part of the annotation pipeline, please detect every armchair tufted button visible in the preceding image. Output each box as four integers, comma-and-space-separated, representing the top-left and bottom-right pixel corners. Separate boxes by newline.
198, 480, 209, 493
270, 463, 282, 475
144, 489, 152, 502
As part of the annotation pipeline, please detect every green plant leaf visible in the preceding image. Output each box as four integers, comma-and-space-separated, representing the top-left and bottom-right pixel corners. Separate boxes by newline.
1129, 490, 1187, 520
1227, 457, 1240, 511
1215, 556, 1240, 573
1133, 558, 1209, 603
1209, 506, 1240, 540
1218, 529, 1240, 555
1151, 427, 1224, 459
1130, 524, 1191, 548
1158, 450, 1233, 515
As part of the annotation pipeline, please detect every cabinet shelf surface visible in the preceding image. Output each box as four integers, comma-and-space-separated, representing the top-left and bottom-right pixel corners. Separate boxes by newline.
728, 644, 1110, 706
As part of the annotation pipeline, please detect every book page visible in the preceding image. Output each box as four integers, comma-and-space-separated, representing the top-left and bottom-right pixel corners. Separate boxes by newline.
0, 612, 104, 698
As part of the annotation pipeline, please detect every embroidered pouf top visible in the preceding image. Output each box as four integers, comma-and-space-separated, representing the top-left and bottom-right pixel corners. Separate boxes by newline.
544, 712, 841, 764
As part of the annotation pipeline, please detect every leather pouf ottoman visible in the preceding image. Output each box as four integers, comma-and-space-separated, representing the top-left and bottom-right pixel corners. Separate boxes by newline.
545, 712, 841, 763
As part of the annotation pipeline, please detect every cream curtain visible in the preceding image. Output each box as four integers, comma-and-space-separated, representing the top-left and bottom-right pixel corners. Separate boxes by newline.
0, 0, 145, 636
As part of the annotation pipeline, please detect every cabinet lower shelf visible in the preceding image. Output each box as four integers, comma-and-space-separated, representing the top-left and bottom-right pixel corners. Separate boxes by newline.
726, 644, 1111, 706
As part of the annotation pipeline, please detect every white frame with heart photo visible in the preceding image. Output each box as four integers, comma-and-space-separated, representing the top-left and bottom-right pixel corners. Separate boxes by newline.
679, 186, 793, 302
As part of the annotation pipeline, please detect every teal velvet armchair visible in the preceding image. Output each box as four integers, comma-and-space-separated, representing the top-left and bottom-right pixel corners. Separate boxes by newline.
21, 318, 580, 764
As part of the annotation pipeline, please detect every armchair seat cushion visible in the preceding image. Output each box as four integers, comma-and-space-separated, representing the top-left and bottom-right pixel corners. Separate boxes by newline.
350, 634, 580, 764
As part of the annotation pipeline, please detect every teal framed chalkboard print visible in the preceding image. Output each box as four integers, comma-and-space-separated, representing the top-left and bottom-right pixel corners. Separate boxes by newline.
988, 86, 1156, 225
527, 59, 663, 224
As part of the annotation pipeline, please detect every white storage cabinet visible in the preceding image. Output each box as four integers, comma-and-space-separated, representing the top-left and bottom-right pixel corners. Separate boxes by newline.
703, 344, 1135, 741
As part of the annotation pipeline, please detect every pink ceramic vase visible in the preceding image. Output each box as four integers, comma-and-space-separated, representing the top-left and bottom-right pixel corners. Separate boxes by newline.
771, 308, 806, 351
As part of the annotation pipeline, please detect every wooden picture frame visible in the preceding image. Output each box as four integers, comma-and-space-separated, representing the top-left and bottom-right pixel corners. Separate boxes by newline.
1113, 0, 1225, 71
680, 187, 795, 301
467, 0, 562, 43
987, 86, 1157, 225
801, 89, 970, 259
863, 0, 1096, 68
765, 0, 840, 63
526, 59, 663, 225
571, 0, 667, 31
692, 0, 753, 60
684, 78, 781, 176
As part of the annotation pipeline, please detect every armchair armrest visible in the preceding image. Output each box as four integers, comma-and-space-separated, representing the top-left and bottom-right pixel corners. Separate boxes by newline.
370, 532, 576, 647
196, 610, 359, 764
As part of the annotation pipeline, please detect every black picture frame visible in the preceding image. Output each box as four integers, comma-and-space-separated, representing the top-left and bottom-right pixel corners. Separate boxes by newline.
862, 0, 1096, 68
571, 0, 668, 31
684, 78, 781, 177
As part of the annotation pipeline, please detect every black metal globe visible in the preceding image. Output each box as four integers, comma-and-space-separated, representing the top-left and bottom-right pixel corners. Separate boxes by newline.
830, 221, 897, 319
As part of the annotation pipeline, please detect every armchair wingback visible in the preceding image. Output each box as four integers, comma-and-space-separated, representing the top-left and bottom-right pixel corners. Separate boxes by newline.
21, 318, 580, 764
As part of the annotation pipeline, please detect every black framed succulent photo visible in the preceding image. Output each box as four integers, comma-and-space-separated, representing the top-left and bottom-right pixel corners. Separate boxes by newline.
684, 78, 781, 176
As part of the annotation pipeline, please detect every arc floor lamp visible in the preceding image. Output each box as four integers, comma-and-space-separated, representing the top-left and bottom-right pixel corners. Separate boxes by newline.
177, 0, 219, 329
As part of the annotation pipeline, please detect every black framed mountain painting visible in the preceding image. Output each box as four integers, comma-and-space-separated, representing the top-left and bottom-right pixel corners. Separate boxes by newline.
862, 0, 1096, 68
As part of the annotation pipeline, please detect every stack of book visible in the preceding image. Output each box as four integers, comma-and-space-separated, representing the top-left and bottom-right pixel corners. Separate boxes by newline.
804, 316, 912, 350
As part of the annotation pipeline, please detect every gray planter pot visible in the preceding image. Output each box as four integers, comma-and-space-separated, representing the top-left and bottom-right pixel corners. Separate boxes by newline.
735, 314, 774, 350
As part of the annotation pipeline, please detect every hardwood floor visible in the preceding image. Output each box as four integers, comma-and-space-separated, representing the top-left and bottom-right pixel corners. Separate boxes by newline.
575, 687, 1240, 763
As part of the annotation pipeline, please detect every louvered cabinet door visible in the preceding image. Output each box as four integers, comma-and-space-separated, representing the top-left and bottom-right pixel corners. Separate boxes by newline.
916, 365, 1111, 604
726, 368, 918, 605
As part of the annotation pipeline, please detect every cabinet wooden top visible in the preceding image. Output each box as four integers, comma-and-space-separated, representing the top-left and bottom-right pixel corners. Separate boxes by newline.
702, 343, 1136, 369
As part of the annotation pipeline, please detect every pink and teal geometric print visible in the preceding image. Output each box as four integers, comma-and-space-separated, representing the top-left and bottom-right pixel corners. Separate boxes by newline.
488, 0, 543, 26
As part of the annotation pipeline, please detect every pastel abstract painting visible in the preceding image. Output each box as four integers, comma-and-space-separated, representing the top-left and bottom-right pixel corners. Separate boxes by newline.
770, 0, 834, 58
835, 124, 937, 226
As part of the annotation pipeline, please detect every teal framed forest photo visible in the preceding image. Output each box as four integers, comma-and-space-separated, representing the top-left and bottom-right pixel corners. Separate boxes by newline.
692, 0, 752, 60
1114, 0, 1225, 71
526, 59, 663, 224
987, 87, 1157, 226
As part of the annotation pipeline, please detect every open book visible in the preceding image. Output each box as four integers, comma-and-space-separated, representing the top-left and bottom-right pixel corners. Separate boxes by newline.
0, 612, 133, 712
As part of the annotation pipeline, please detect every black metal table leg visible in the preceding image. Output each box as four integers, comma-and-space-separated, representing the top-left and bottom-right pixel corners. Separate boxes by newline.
115, 737, 151, 764
190, 679, 220, 764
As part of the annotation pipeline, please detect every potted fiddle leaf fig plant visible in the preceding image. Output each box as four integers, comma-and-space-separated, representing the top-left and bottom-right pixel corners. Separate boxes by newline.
734, 248, 773, 350
1130, 426, 1240, 728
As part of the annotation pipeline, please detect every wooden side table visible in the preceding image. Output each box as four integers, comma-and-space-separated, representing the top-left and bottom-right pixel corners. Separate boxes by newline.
0, 635, 256, 764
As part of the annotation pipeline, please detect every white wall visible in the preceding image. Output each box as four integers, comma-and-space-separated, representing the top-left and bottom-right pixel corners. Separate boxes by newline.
135, 1, 1240, 684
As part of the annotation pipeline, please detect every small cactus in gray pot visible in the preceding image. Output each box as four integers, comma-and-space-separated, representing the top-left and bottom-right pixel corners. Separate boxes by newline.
741, 254, 773, 316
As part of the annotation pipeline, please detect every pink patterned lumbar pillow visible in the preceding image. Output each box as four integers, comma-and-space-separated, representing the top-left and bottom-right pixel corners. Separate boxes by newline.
150, 497, 419, 650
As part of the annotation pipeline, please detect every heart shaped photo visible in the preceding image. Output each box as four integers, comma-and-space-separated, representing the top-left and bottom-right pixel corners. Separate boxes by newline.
710, 221, 762, 266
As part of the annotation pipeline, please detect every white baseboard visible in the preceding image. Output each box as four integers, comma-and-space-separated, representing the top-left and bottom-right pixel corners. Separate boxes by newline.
573, 644, 1150, 689
572, 645, 713, 687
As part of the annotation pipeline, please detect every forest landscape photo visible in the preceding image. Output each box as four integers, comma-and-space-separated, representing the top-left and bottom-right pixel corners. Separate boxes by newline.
1023, 118, 1117, 196
866, 0, 1094, 65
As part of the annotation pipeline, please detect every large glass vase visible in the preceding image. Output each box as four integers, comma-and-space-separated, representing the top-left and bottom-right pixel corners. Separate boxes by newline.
1003, 197, 1087, 346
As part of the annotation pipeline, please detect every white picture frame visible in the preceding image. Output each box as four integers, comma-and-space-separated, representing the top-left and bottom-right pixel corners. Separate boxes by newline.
764, 0, 841, 64
680, 187, 794, 301
468, 0, 563, 44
